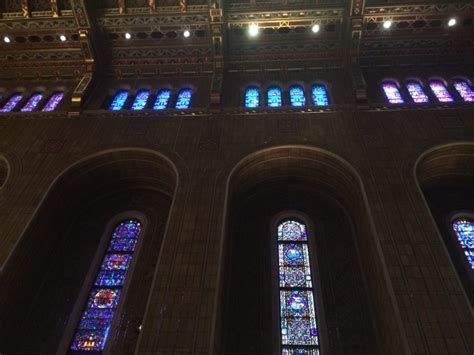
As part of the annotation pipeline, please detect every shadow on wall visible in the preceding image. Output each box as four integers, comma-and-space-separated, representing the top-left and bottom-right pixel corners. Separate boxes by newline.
416, 142, 474, 307
215, 146, 404, 355
0, 149, 177, 354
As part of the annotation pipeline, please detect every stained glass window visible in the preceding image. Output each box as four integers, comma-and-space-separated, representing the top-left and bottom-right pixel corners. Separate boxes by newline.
20, 93, 44, 112
452, 218, 474, 269
429, 81, 453, 102
311, 84, 329, 106
290, 86, 306, 107
109, 90, 129, 111
175, 88, 192, 109
277, 220, 319, 354
268, 87, 283, 108
245, 87, 260, 108
0, 94, 23, 112
42, 92, 65, 112
453, 81, 474, 102
406, 82, 429, 104
70, 219, 142, 352
382, 82, 404, 104
153, 89, 172, 110
131, 89, 150, 111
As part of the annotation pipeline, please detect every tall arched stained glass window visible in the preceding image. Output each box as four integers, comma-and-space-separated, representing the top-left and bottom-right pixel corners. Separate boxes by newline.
277, 220, 320, 354
289, 86, 306, 107
268, 86, 282, 108
21, 93, 43, 112
131, 89, 150, 111
42, 92, 65, 112
453, 81, 474, 102
429, 81, 453, 102
153, 89, 172, 110
406, 82, 429, 104
0, 94, 23, 112
109, 90, 129, 111
312, 84, 329, 106
452, 218, 474, 270
70, 219, 143, 352
382, 82, 404, 104
245, 86, 260, 108
175, 88, 192, 109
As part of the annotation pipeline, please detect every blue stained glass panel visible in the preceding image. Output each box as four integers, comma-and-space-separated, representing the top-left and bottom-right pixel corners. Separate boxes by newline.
113, 220, 141, 238
282, 348, 319, 355
42, 92, 64, 112
382, 82, 404, 104
131, 90, 150, 111
108, 237, 138, 252
153, 90, 172, 110
454, 81, 474, 102
0, 94, 23, 112
79, 317, 113, 330
21, 94, 43, 112
175, 88, 192, 109
101, 254, 133, 270
109, 90, 129, 111
465, 251, 474, 269
290, 86, 306, 107
429, 81, 453, 102
406, 82, 429, 104
278, 220, 307, 241
245, 87, 260, 108
452, 218, 474, 269
70, 330, 108, 351
95, 270, 127, 287
268, 87, 282, 108
311, 85, 329, 106
281, 317, 318, 346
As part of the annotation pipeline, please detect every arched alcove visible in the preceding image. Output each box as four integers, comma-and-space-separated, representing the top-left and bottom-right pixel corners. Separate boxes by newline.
216, 146, 395, 355
0, 149, 177, 353
416, 143, 474, 306
0, 155, 8, 188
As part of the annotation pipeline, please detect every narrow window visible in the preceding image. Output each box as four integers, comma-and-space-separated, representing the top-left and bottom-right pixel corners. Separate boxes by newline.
245, 87, 260, 108
382, 82, 404, 104
131, 89, 150, 111
406, 82, 429, 104
312, 84, 329, 106
267, 86, 282, 108
109, 90, 129, 111
429, 80, 454, 102
21, 93, 44, 112
153, 89, 172, 110
42, 92, 65, 112
452, 218, 474, 270
69, 219, 143, 351
277, 220, 320, 354
0, 94, 23, 112
453, 81, 474, 102
289, 86, 306, 107
175, 88, 192, 109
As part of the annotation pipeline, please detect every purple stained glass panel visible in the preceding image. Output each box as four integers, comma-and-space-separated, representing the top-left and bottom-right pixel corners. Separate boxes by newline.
278, 220, 307, 241
95, 270, 127, 287
406, 82, 429, 104
290, 86, 306, 107
79, 317, 113, 331
0, 94, 23, 112
88, 288, 121, 309
429, 81, 453, 102
109, 90, 129, 111
268, 87, 282, 108
153, 90, 172, 110
452, 218, 474, 269
21, 94, 43, 112
282, 348, 319, 355
108, 237, 138, 252
70, 330, 108, 351
281, 317, 318, 346
454, 81, 474, 102
382, 82, 404, 104
175, 88, 192, 109
42, 92, 64, 111
101, 254, 133, 270
245, 87, 260, 108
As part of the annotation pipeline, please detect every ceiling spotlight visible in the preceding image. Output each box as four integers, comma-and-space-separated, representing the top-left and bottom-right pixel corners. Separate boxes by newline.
448, 18, 457, 27
124, 32, 132, 40
183, 30, 190, 38
311, 24, 320, 33
59, 35, 67, 42
383, 20, 392, 29
249, 23, 259, 37
4, 36, 11, 43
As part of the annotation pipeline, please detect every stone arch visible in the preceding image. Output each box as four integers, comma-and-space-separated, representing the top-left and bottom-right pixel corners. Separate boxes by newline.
0, 148, 178, 354
215, 145, 405, 355
415, 142, 474, 306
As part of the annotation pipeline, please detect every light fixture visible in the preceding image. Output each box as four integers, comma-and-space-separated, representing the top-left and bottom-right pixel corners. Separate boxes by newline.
248, 23, 259, 37
311, 24, 320, 33
448, 18, 457, 27
124, 32, 132, 40
383, 20, 392, 29
4, 36, 11, 43
59, 34, 67, 42
183, 30, 190, 38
